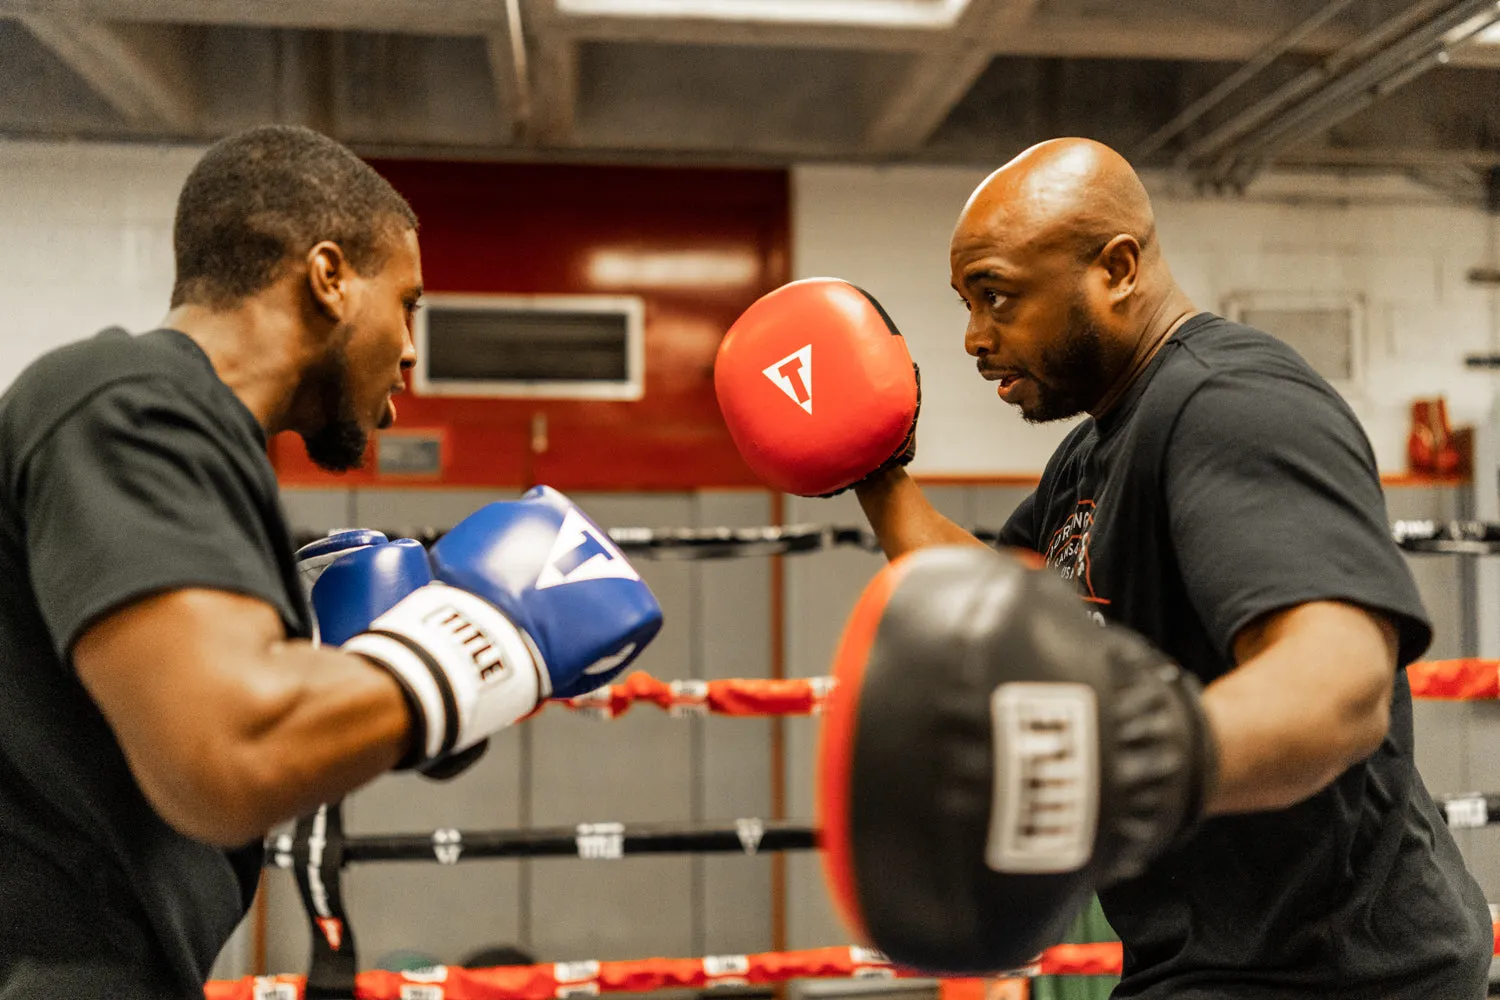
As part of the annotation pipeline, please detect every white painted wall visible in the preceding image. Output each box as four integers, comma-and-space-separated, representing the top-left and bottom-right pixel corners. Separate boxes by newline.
793, 163, 1500, 475
5, 138, 1497, 478
0, 140, 203, 391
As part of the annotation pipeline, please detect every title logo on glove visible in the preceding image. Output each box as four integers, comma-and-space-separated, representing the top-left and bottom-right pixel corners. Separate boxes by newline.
537, 508, 642, 590
423, 606, 506, 680
763, 345, 813, 414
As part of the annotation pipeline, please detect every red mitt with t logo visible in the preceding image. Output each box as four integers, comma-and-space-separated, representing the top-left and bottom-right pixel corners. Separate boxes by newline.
713, 278, 919, 497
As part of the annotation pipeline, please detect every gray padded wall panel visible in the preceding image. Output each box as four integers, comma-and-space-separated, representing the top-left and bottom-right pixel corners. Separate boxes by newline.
353, 489, 523, 534
525, 494, 697, 962
694, 491, 775, 956
781, 487, 974, 950
279, 488, 356, 536
335, 730, 527, 968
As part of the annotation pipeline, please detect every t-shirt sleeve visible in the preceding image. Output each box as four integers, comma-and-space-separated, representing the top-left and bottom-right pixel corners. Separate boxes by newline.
1164, 370, 1431, 668
18, 377, 294, 660
998, 490, 1040, 552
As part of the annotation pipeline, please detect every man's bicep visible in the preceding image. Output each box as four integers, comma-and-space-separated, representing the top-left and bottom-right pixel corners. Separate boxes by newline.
22, 383, 290, 659
1165, 374, 1425, 663
1232, 600, 1398, 671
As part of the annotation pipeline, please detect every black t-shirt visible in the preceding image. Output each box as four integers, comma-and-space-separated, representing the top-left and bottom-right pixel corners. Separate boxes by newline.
0, 328, 311, 997
1000, 314, 1491, 999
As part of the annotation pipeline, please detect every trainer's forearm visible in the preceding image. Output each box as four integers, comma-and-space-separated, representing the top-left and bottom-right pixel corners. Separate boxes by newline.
855, 467, 988, 561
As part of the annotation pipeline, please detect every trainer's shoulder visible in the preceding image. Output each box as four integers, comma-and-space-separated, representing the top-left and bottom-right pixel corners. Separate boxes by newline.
0, 328, 215, 455
1147, 312, 1357, 450
1162, 312, 1323, 387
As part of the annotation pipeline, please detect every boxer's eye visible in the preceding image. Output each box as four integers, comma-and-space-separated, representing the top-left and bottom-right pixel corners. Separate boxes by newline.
984, 289, 1008, 309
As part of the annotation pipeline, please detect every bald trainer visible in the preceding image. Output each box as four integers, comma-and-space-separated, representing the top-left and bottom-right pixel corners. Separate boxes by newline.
736, 139, 1492, 998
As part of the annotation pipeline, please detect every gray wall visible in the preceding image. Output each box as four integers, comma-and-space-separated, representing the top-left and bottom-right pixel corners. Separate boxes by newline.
223, 480, 1487, 978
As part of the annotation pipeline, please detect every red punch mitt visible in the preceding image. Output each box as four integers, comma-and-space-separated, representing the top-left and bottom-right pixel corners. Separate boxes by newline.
714, 278, 919, 497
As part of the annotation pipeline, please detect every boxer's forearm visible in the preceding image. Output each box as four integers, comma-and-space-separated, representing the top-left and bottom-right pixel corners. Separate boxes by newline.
203, 642, 413, 843
1199, 601, 1396, 815
124, 641, 412, 847
76, 588, 414, 847
855, 467, 987, 561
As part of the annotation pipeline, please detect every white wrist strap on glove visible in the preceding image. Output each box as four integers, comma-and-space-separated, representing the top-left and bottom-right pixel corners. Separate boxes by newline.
343, 583, 549, 764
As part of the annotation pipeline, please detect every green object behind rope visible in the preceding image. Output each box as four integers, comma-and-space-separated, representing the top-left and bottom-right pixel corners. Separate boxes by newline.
1030, 896, 1118, 1000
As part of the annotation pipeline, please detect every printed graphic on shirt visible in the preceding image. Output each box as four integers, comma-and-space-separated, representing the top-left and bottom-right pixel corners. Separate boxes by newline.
1043, 499, 1108, 606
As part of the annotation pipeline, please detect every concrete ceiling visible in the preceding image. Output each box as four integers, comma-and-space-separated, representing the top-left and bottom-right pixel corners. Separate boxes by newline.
1, 0, 1498, 200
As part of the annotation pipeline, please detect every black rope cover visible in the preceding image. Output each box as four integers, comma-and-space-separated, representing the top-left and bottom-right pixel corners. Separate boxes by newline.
294, 520, 1500, 560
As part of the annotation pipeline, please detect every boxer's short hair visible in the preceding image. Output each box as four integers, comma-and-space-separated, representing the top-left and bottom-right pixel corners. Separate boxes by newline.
170, 125, 417, 309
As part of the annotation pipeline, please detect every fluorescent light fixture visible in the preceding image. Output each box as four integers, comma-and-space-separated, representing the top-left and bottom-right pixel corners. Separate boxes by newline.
556, 0, 968, 28
1445, 1, 1500, 44
587, 249, 761, 289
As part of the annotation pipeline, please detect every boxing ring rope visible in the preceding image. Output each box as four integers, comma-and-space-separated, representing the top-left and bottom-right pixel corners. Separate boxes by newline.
207, 929, 1500, 1000
242, 517, 1500, 1000
264, 817, 816, 868
291, 517, 1500, 561
207, 940, 1137, 1000
542, 661, 1500, 719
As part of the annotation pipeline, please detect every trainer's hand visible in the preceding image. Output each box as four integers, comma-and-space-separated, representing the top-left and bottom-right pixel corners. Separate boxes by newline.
818, 546, 1217, 973
714, 278, 919, 497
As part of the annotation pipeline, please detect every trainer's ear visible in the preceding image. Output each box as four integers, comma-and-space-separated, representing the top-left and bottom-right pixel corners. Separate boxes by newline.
1096, 234, 1141, 304
306, 240, 352, 323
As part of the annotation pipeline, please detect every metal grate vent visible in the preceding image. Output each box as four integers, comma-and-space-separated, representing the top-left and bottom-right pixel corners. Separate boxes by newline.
415, 294, 645, 400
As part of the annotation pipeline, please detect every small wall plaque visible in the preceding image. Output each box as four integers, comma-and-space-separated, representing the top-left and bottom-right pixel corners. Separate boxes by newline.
376, 429, 446, 478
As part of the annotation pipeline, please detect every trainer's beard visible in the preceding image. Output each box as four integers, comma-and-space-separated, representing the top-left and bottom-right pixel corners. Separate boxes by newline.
1021, 294, 1113, 425
301, 349, 369, 473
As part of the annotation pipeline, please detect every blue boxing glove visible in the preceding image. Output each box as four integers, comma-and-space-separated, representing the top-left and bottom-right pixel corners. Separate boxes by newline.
310, 539, 433, 646
295, 529, 389, 638
341, 487, 663, 770
308, 538, 490, 780
435, 485, 662, 699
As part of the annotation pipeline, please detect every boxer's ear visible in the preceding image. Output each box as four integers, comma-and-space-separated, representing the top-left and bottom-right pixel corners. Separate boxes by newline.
306, 240, 352, 325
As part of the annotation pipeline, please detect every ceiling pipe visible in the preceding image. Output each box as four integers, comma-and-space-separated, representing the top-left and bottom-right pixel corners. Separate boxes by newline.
1130, 0, 1362, 162
1206, 0, 1500, 185
504, 0, 534, 138
1174, 0, 1465, 170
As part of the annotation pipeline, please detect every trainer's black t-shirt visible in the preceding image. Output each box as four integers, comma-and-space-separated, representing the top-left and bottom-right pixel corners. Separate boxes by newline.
0, 328, 311, 997
999, 314, 1491, 999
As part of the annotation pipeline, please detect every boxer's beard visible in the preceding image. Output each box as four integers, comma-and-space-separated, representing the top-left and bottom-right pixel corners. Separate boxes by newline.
1022, 293, 1113, 424
302, 347, 369, 472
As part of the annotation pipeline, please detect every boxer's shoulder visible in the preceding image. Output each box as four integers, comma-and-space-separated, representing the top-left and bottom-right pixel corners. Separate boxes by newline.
12, 327, 213, 397
0, 328, 236, 472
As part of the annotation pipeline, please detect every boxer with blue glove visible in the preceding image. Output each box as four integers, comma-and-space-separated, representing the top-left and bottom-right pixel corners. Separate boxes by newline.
308, 487, 662, 772
298, 531, 489, 780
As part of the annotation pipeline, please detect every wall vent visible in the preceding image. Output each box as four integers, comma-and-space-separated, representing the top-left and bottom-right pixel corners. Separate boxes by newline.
415, 293, 645, 400
1222, 293, 1364, 388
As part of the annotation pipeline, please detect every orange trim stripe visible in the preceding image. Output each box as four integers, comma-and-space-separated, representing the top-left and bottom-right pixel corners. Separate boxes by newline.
816, 554, 918, 946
